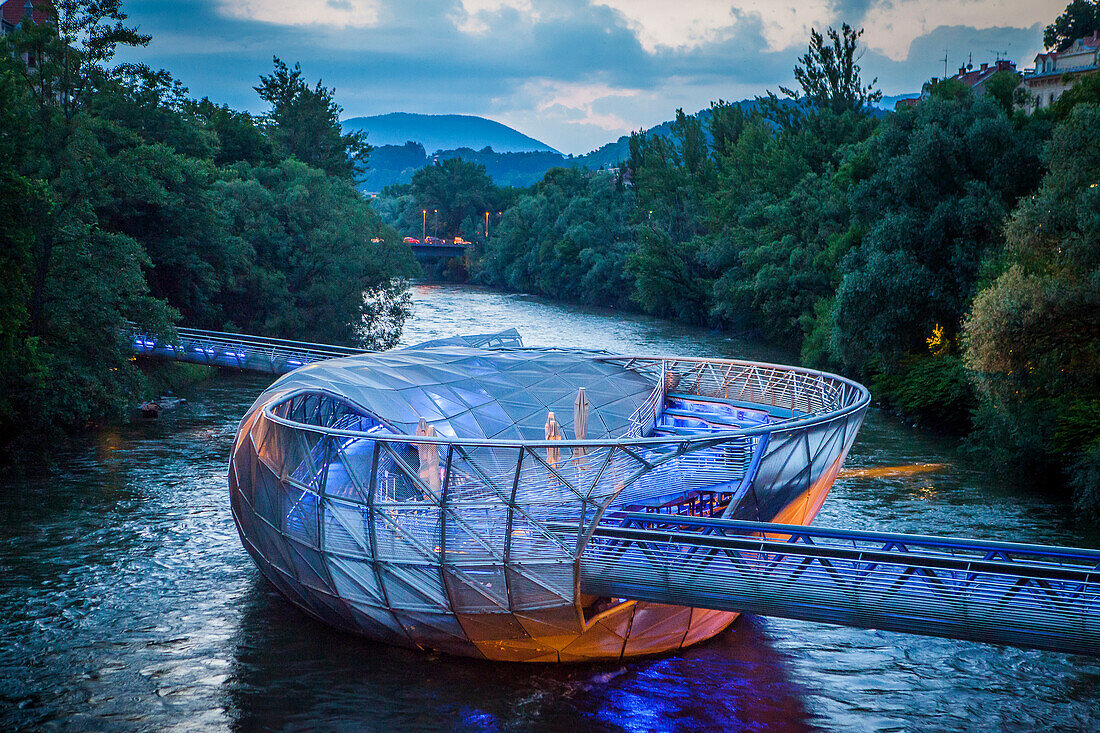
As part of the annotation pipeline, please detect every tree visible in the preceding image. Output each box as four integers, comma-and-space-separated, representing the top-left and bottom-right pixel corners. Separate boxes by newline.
983, 70, 1029, 114
0, 4, 420, 461
832, 95, 1044, 371
1044, 0, 1100, 51
708, 100, 746, 157
964, 104, 1100, 510
255, 57, 369, 179
189, 98, 276, 166
780, 24, 882, 114
217, 161, 417, 347
1046, 71, 1100, 119
4, 0, 151, 122
409, 158, 496, 237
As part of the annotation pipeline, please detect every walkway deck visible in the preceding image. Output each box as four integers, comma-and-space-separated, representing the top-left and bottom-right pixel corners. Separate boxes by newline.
571, 512, 1100, 655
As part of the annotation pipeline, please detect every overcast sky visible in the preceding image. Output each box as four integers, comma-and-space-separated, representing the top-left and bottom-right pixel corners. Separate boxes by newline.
119, 0, 1064, 153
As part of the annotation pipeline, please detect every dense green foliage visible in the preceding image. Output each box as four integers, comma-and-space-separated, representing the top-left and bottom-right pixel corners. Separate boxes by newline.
255, 57, 371, 179
485, 168, 635, 307
964, 105, 1100, 511
0, 3, 416, 459
376, 17, 1100, 511
1045, 0, 1100, 51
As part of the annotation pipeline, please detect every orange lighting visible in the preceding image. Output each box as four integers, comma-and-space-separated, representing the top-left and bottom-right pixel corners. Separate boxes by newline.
839, 463, 950, 479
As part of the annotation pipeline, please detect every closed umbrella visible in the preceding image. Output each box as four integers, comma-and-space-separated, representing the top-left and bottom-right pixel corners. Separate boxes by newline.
416, 417, 441, 495
544, 411, 562, 466
573, 387, 590, 459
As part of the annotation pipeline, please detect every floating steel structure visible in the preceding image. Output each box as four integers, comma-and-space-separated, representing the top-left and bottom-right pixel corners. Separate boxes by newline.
130, 327, 1100, 660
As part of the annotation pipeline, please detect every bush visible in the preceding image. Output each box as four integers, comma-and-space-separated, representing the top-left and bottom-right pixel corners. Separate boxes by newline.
871, 354, 975, 429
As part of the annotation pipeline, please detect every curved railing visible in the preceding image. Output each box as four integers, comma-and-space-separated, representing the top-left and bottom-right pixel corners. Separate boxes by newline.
258, 355, 870, 449
228, 354, 870, 659
237, 356, 869, 570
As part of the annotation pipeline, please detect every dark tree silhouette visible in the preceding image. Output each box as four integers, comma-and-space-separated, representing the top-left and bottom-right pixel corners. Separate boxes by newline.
780, 24, 882, 114
1044, 0, 1100, 51
255, 57, 370, 179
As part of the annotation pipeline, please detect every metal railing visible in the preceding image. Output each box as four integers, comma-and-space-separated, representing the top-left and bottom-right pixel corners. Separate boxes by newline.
131, 326, 363, 374
569, 512, 1100, 656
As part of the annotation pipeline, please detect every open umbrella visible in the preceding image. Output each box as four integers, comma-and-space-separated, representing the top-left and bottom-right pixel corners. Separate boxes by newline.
573, 387, 590, 459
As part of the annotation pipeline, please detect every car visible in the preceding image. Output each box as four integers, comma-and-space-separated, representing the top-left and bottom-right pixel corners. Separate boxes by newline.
454, 237, 470, 245
425, 236, 446, 245
403, 237, 420, 244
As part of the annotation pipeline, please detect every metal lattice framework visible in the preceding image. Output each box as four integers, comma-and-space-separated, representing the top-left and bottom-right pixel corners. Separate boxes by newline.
129, 326, 525, 374
227, 350, 869, 661
131, 326, 1100, 659
131, 326, 363, 374
573, 512, 1100, 656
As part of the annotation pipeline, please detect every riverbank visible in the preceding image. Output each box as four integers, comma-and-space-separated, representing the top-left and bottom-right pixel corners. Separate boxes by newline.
2, 282, 1097, 731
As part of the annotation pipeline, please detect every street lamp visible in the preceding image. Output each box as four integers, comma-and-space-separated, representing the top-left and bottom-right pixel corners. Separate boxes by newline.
421, 209, 426, 241
433, 209, 438, 238
485, 211, 490, 239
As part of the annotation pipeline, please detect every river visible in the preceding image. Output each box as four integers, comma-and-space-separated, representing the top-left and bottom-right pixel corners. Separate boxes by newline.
2, 284, 1098, 731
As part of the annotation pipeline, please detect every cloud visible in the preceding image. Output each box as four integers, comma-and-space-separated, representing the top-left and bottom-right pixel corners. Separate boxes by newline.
860, 0, 1063, 60
453, 0, 535, 34
118, 0, 1056, 154
590, 1, 841, 52
217, 0, 382, 27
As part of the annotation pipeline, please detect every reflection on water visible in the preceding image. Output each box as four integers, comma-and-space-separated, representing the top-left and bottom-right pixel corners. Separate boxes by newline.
224, 584, 812, 732
1, 284, 1098, 731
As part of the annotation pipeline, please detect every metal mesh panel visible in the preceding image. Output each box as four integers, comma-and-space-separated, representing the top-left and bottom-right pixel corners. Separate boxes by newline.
227, 345, 870, 660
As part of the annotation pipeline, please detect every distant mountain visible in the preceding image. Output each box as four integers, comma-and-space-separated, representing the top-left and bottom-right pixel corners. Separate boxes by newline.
343, 113, 560, 155
360, 99, 831, 192
360, 141, 570, 191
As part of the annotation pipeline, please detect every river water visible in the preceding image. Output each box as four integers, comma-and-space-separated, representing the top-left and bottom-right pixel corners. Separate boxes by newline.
2, 284, 1098, 731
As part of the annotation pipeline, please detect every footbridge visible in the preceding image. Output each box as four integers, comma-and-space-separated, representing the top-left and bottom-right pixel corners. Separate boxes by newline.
129, 325, 522, 374
132, 325, 1100, 657
567, 512, 1100, 656
131, 326, 364, 374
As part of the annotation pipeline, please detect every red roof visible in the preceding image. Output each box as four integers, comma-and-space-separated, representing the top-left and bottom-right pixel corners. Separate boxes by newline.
949, 59, 1016, 89
1, 0, 52, 26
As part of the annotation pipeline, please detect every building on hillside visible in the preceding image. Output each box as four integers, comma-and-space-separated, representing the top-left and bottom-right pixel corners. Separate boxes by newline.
920, 58, 1019, 100
894, 97, 919, 111
1021, 32, 1100, 110
1, 0, 49, 37
2, 0, 52, 74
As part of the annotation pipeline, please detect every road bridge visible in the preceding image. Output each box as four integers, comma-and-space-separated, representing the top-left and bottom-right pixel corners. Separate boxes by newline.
408, 241, 468, 259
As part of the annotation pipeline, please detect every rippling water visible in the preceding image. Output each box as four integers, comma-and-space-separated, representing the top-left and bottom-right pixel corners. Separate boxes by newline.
2, 284, 1099, 731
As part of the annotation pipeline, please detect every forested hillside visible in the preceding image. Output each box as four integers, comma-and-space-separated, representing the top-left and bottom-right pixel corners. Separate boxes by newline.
343, 113, 559, 153
0, 3, 417, 459
373, 19, 1100, 512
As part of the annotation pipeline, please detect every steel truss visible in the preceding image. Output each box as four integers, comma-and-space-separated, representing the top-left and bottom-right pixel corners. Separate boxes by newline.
573, 512, 1100, 655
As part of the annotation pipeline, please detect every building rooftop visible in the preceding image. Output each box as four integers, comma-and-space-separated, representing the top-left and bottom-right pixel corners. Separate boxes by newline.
1, 0, 51, 27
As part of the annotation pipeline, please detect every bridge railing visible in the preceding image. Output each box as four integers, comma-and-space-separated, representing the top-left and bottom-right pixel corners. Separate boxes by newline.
129, 325, 364, 374
568, 511, 1100, 656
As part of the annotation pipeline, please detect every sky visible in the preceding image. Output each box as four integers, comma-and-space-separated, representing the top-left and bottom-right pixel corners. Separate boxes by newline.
118, 0, 1066, 154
